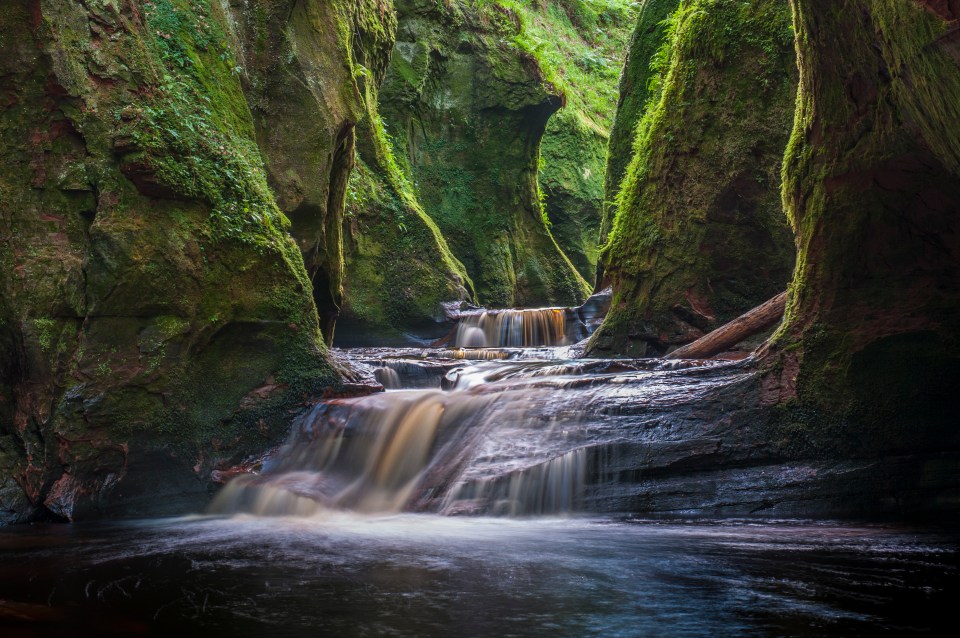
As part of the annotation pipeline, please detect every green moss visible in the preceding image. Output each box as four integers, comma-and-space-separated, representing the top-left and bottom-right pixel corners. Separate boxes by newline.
377, 0, 592, 307
600, 0, 681, 254
157, 315, 189, 338
459, 1, 639, 284
590, 0, 797, 356
330, 1, 476, 337
474, 0, 636, 129
0, 0, 379, 519
33, 317, 57, 353
121, 0, 289, 249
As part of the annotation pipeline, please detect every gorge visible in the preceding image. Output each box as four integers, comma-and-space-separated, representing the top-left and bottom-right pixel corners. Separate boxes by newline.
1, 0, 959, 635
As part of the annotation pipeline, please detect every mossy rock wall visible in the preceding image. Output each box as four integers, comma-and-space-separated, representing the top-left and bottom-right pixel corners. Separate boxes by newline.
0, 0, 393, 523
377, 0, 590, 307
343, 0, 638, 337
225, 0, 396, 340
599, 0, 681, 278
589, 0, 797, 357
339, 74, 474, 344
498, 1, 638, 285
539, 110, 606, 284
764, 0, 960, 456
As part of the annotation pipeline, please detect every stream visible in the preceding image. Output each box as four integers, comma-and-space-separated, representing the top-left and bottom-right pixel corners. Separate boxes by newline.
1, 514, 957, 636
1, 313, 958, 636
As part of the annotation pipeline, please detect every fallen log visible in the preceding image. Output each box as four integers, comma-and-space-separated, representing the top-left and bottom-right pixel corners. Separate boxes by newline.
666, 291, 788, 359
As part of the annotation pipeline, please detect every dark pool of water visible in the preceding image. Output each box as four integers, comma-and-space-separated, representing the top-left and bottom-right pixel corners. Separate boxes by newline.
0, 515, 957, 637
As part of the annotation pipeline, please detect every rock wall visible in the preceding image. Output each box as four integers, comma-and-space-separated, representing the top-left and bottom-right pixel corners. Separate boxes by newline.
588, 0, 960, 518
377, 0, 590, 308
0, 0, 393, 523
599, 0, 680, 283
223, 0, 394, 341
523, 1, 638, 285
589, 0, 797, 356
764, 0, 960, 457
538, 110, 606, 285
339, 46, 474, 345
340, 0, 637, 332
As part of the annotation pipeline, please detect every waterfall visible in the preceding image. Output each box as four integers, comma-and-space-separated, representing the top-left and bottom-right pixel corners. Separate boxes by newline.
210, 335, 743, 519
373, 366, 401, 389
439, 348, 512, 361
454, 308, 570, 348
442, 447, 589, 516
210, 390, 505, 516
209, 363, 600, 518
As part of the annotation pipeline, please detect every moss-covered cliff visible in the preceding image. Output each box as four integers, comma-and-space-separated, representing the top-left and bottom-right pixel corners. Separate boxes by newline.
376, 0, 590, 308
589, 0, 797, 356
339, 53, 474, 344
599, 0, 680, 279
0, 0, 392, 523
226, 0, 398, 341
496, 0, 638, 284
341, 0, 633, 333
764, 0, 960, 456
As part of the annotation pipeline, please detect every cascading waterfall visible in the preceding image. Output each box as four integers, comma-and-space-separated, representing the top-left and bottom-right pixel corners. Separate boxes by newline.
210, 343, 743, 519
208, 381, 590, 517
439, 348, 512, 360
442, 447, 589, 516
454, 308, 570, 347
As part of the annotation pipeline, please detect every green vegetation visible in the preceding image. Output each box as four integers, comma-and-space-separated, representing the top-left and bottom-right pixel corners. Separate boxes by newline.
131, 0, 290, 249
374, 0, 594, 307
0, 0, 371, 520
601, 0, 680, 255
341, 84, 475, 338
32, 317, 58, 353
469, 1, 639, 282
474, 0, 637, 130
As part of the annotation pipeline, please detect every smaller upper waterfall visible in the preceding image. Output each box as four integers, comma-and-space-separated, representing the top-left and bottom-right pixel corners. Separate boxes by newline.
455, 308, 570, 348
449, 287, 611, 349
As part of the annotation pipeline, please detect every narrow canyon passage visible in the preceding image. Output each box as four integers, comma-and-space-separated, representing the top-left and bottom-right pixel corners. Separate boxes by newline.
2, 1, 958, 635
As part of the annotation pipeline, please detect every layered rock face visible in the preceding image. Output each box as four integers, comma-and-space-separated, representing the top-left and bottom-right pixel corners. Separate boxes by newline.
0, 0, 394, 523
590, 0, 797, 356
764, 0, 960, 459
377, 0, 590, 308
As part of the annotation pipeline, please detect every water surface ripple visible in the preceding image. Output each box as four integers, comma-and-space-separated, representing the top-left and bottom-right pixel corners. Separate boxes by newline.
0, 515, 956, 636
